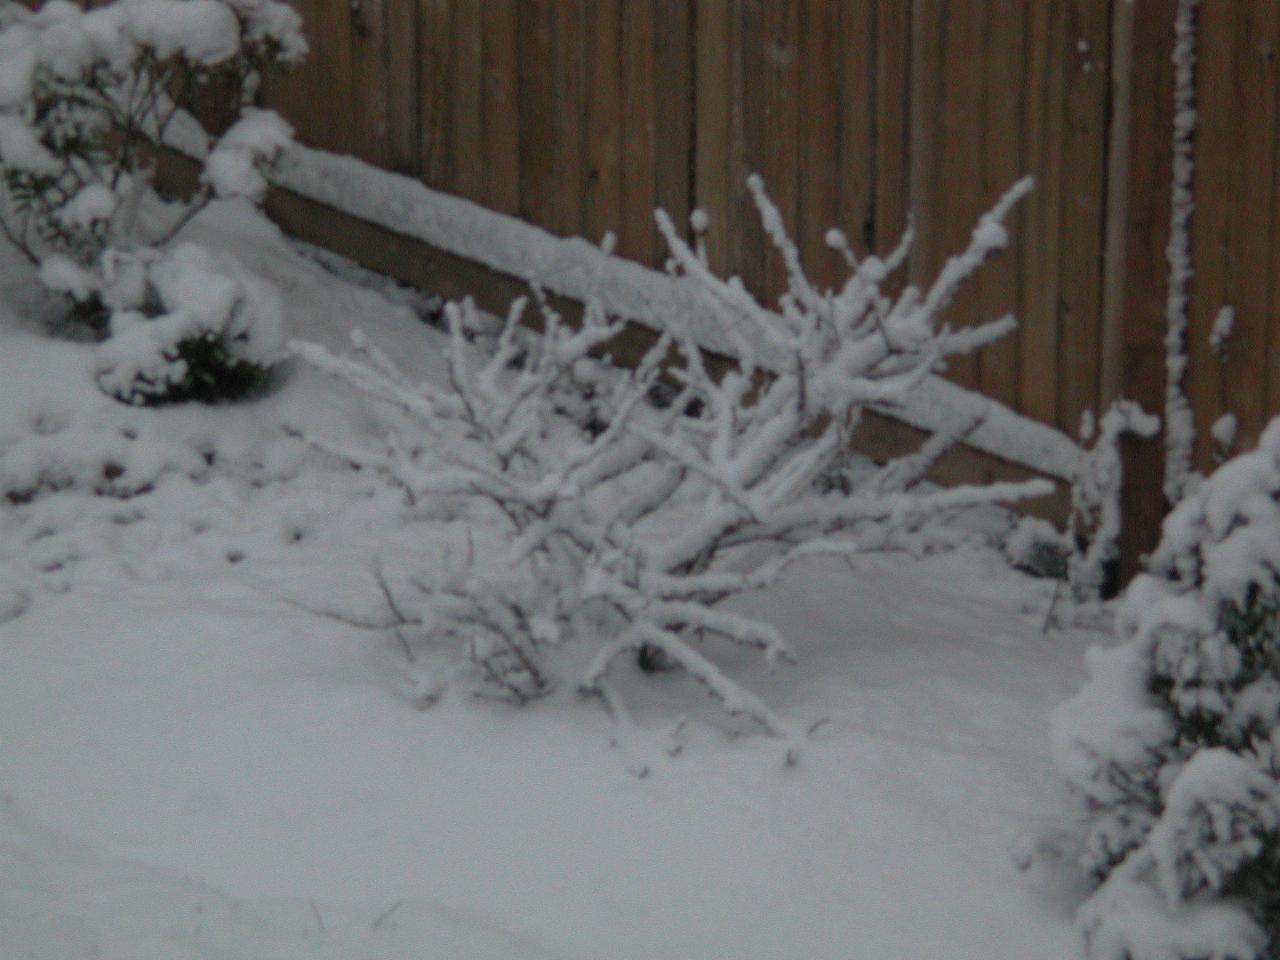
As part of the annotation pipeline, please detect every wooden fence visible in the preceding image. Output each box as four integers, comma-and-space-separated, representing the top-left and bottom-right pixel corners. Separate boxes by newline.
266, 2, 1280, 467
21, 0, 1272, 565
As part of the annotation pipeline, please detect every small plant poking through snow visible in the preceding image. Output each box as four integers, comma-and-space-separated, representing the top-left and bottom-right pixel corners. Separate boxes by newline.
298, 176, 1051, 741
0, 0, 302, 401
1068, 401, 1160, 601
94, 243, 284, 405
1052, 417, 1280, 960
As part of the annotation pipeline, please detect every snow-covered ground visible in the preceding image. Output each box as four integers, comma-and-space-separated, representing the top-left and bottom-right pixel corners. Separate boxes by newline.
0, 201, 1104, 959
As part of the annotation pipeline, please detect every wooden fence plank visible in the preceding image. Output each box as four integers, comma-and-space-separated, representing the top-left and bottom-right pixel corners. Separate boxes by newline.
1271, 3, 1280, 422
451, 0, 484, 202
418, 0, 455, 191
1183, 1, 1233, 469
584, 1, 623, 246
797, 0, 840, 290
761, 0, 801, 300
518, 0, 560, 232
1018, 0, 1064, 427
481, 1, 520, 214
653, 0, 695, 251
1117, 0, 1178, 579
732, 0, 767, 296
619, 0, 658, 265
694, 0, 734, 274
908, 0, 947, 292
834, 0, 875, 263
977, 0, 1028, 409
1217, 5, 1278, 455
553, 0, 586, 238
349, 0, 390, 167
384, 0, 420, 175
1055, 0, 1110, 435
937, 0, 986, 389
269, 0, 354, 155
872, 0, 911, 264
1099, 0, 1134, 410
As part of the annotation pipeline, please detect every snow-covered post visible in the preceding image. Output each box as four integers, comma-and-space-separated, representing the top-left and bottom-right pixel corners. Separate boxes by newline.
1113, 0, 1203, 583
1162, 0, 1201, 505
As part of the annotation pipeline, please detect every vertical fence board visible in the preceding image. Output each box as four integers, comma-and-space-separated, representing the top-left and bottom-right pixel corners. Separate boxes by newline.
1117, 0, 1178, 578
269, 0, 354, 154
1271, 13, 1280, 422
1218, 5, 1278, 456
349, 0, 390, 167
1184, 2, 1234, 468
620, 1, 658, 265
1099, 0, 1134, 410
518, 0, 560, 232
451, 0, 484, 202
481, 2, 519, 214
872, 0, 911, 262
937, 0, 986, 389
653, 0, 694, 250
1018, 0, 1065, 427
732, 1, 767, 294
1055, 0, 1110, 435
976, 0, 1027, 408
760, 1, 801, 299
553, 0, 586, 238
833, 0, 873, 268
798, 0, 840, 288
384, 0, 420, 174
694, 0, 735, 274
583, 2, 622, 246
418, 0, 454, 191
908, 0, 946, 293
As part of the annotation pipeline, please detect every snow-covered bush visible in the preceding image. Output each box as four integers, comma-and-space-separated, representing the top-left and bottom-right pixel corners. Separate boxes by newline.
298, 175, 1052, 736
1053, 418, 1280, 959
0, 0, 301, 400
94, 243, 283, 405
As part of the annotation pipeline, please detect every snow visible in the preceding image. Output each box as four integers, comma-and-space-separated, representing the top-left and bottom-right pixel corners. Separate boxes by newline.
1163, 0, 1202, 504
121, 0, 241, 65
157, 114, 1084, 482
0, 199, 1113, 958
204, 109, 295, 203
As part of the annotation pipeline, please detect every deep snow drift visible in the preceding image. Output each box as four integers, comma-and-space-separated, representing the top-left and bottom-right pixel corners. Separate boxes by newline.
0, 201, 1103, 959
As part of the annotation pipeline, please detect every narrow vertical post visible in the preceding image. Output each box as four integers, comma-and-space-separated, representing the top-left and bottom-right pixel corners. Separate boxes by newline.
1114, 0, 1179, 582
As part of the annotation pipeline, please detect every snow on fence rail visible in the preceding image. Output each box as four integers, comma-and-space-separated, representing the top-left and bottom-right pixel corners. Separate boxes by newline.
160, 115, 1083, 490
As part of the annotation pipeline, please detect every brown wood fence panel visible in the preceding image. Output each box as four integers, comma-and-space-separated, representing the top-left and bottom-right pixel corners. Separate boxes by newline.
252, 0, 1280, 510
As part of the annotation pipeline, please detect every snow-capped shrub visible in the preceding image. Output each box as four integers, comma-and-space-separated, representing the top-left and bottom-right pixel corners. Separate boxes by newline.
299, 176, 1051, 737
0, 0, 303, 334
1053, 417, 1280, 959
94, 243, 283, 405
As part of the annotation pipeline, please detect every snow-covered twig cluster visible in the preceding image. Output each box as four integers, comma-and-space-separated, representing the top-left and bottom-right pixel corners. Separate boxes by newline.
299, 176, 1050, 737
